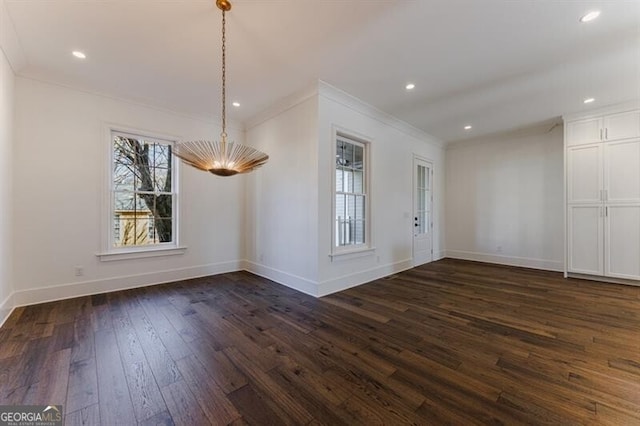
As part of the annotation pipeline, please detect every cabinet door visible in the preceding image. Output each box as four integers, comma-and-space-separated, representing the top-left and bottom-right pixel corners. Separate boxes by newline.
568, 205, 604, 275
605, 205, 640, 280
567, 144, 603, 203
604, 139, 640, 203
566, 118, 602, 146
604, 110, 640, 141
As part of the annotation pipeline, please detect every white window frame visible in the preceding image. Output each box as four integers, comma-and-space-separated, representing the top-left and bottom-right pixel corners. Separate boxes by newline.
330, 128, 374, 259
97, 124, 186, 261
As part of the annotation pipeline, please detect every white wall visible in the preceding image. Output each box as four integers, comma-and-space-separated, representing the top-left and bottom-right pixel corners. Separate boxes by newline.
245, 92, 319, 295
0, 10, 15, 323
245, 82, 445, 296
316, 84, 445, 295
445, 123, 564, 271
12, 78, 247, 306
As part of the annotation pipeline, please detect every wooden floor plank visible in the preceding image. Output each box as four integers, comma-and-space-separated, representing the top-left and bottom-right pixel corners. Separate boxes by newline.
65, 357, 98, 414
21, 348, 71, 406
160, 380, 209, 426
110, 294, 168, 423
175, 354, 241, 425
65, 403, 100, 426
94, 329, 136, 426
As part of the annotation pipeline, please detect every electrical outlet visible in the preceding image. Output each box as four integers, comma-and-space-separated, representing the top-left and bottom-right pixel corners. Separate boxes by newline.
74, 266, 84, 277
496, 246, 503, 253
259, 254, 264, 262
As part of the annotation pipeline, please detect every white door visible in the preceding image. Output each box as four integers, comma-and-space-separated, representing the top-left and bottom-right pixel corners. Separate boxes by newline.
413, 158, 433, 266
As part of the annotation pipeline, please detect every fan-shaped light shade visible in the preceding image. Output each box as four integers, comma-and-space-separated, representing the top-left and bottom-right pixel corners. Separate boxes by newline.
174, 136, 269, 176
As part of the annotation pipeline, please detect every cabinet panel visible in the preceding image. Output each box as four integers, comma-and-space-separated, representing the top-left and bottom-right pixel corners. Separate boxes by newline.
605, 205, 640, 280
566, 118, 602, 146
605, 139, 640, 203
568, 205, 603, 275
567, 145, 603, 203
604, 110, 640, 141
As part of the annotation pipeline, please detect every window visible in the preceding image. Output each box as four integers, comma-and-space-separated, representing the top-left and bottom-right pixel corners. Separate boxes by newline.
334, 133, 369, 252
110, 131, 177, 250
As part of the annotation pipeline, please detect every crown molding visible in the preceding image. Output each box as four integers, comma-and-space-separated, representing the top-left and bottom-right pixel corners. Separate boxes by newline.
245, 81, 319, 130
562, 99, 640, 122
317, 80, 444, 149
446, 117, 563, 150
17, 75, 246, 133
245, 79, 445, 150
0, 0, 27, 73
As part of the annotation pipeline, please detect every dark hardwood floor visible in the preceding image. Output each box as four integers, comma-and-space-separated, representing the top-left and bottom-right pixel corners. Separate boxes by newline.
1, 259, 639, 425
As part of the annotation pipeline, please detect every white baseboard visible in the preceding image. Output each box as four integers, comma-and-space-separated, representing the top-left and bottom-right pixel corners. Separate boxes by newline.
241, 260, 318, 297
317, 258, 414, 297
567, 273, 640, 287
445, 250, 563, 272
10, 260, 243, 308
242, 258, 415, 298
2, 256, 430, 322
434, 251, 446, 261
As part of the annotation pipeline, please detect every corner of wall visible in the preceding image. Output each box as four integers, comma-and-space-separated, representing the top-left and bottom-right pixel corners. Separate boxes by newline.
317, 258, 414, 297
245, 81, 320, 131
241, 260, 319, 297
0, 0, 27, 73
0, 14, 16, 327
0, 291, 14, 327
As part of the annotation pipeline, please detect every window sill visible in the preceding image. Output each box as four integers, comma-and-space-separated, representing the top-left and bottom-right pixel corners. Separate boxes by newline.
96, 246, 187, 262
329, 247, 376, 262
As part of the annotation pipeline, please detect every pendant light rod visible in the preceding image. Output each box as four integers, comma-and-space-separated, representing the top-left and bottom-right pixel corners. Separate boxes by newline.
220, 7, 227, 139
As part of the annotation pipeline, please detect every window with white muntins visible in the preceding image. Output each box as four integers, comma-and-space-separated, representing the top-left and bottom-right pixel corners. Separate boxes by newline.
110, 131, 177, 251
334, 133, 370, 253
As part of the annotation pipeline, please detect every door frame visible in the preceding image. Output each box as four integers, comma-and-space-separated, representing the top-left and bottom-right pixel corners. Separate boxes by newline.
412, 155, 434, 267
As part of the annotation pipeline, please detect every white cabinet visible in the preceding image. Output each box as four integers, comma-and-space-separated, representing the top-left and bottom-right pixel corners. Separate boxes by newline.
606, 205, 640, 279
566, 109, 640, 146
568, 205, 603, 275
566, 118, 603, 146
604, 110, 640, 142
604, 139, 640, 203
567, 144, 602, 203
565, 105, 640, 282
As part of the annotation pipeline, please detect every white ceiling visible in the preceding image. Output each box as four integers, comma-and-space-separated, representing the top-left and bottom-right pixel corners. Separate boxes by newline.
4, 0, 640, 142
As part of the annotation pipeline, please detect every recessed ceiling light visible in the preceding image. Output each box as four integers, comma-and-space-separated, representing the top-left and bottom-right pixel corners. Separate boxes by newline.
583, 97, 595, 104
232, 102, 240, 107
72, 50, 86, 59
464, 125, 472, 130
579, 11, 600, 23
405, 83, 415, 90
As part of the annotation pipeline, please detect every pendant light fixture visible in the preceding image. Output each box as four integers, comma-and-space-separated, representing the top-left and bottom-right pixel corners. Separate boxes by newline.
175, 0, 268, 177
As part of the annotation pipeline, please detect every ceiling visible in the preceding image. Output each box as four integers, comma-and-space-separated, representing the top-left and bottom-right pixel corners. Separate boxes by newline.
4, 0, 640, 142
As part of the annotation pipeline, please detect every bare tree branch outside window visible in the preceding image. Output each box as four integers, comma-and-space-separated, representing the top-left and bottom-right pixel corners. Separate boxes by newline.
112, 135, 174, 246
